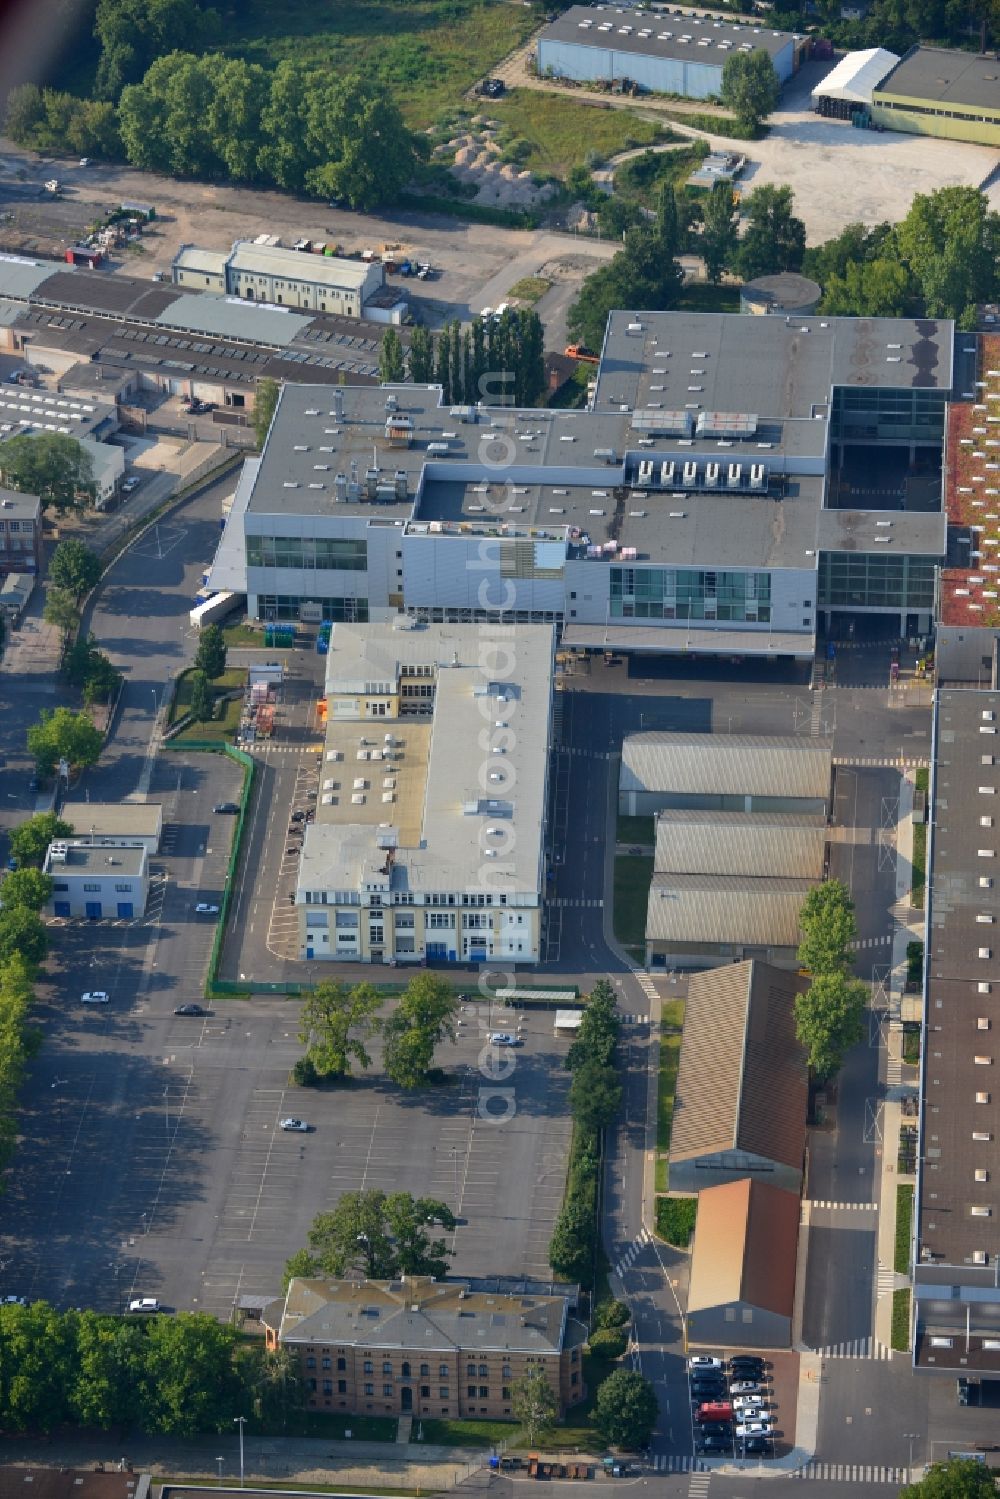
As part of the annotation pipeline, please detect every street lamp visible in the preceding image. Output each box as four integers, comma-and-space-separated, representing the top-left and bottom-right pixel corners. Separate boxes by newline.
234, 1416, 247, 1488
904, 1432, 920, 1483
215, 1458, 224, 1486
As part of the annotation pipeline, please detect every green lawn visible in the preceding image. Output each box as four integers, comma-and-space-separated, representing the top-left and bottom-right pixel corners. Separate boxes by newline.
915, 767, 929, 794
219, 0, 539, 128
657, 1001, 685, 1155
651, 106, 761, 140
487, 90, 666, 178
902, 1026, 920, 1066
298, 1412, 397, 1442
911, 821, 926, 908
223, 622, 265, 647
891, 1289, 911, 1353
612, 854, 653, 950
616, 814, 654, 846
508, 275, 552, 304
895, 1184, 913, 1274
169, 666, 247, 745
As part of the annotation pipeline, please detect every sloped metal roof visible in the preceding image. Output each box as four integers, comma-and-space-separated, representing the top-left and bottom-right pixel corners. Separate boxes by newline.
645, 873, 815, 944
688, 1178, 800, 1318
622, 732, 832, 801
812, 47, 899, 104
654, 810, 826, 878
671, 960, 808, 1170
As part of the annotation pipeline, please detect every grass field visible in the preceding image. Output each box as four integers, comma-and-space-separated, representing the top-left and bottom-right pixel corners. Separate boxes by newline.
616, 814, 654, 846
895, 1184, 913, 1274
613, 854, 654, 950
219, 0, 539, 128
657, 999, 686, 1157
488, 90, 666, 177
612, 142, 709, 207
911, 822, 926, 908
891, 1289, 911, 1352
170, 666, 246, 745
652, 106, 760, 140
508, 275, 552, 303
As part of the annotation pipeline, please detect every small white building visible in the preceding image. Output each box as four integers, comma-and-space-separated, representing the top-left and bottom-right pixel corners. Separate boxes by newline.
44, 840, 148, 920
79, 436, 125, 509
60, 801, 163, 853
172, 240, 385, 319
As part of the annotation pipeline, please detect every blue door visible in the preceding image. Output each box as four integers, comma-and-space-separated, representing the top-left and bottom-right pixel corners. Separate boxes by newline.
85, 901, 102, 920
426, 942, 447, 960
54, 901, 70, 918
117, 902, 133, 919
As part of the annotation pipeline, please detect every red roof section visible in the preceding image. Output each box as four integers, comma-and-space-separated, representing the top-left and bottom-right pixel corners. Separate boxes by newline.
940, 335, 1000, 629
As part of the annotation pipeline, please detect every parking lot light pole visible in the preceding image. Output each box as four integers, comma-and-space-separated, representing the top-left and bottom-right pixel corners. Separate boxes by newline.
904, 1432, 919, 1483
234, 1416, 246, 1487
216, 1458, 224, 1486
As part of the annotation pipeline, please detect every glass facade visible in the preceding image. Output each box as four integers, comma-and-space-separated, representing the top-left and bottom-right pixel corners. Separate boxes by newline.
818, 552, 936, 610
831, 387, 948, 445
610, 567, 772, 622
257, 595, 369, 622
247, 536, 368, 570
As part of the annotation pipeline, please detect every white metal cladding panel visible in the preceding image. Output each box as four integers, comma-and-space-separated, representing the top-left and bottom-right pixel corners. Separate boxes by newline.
645, 875, 814, 943
621, 732, 832, 798
771, 567, 818, 629
654, 816, 826, 877
772, 38, 795, 82
401, 533, 566, 613
245, 566, 370, 600
537, 38, 724, 96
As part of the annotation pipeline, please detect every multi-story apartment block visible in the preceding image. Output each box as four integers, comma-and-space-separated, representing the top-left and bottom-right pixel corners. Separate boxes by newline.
296, 619, 553, 964
0, 487, 42, 576
263, 1275, 587, 1420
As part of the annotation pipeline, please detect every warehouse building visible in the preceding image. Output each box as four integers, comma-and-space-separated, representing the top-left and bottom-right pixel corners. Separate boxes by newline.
296, 619, 553, 965
912, 687, 1000, 1375
264, 1275, 587, 1419
687, 1178, 801, 1349
654, 808, 827, 876
619, 731, 833, 818
670, 961, 808, 1194
535, 5, 803, 100
645, 872, 815, 969
172, 240, 393, 320
871, 46, 1000, 147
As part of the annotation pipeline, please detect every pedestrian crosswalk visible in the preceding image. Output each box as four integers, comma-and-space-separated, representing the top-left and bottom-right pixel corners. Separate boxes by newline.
650, 1457, 708, 1473
849, 935, 893, 949
833, 756, 929, 769
689, 1470, 712, 1496
796, 1464, 905, 1483
635, 972, 659, 1003
614, 1227, 651, 1277
806, 1200, 877, 1211
814, 1337, 893, 1359
618, 1013, 649, 1026
877, 1266, 898, 1298
886, 1048, 903, 1086
549, 897, 603, 908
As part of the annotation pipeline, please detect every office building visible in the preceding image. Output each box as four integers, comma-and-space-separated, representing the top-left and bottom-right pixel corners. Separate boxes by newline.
172, 239, 396, 320
871, 46, 1000, 147
43, 840, 149, 920
0, 487, 42, 576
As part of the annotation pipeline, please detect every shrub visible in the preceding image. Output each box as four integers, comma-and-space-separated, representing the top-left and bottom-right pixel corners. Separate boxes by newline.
655, 1195, 697, 1248
588, 1326, 627, 1359
596, 1298, 631, 1330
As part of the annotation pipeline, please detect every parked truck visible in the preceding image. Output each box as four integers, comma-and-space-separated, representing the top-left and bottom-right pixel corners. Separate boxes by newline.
189, 591, 239, 628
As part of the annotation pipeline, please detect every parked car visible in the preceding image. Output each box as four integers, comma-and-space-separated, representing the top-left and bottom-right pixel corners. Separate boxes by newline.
689, 1356, 724, 1373
735, 1419, 773, 1439
698, 1434, 731, 1453
731, 1380, 764, 1396
733, 1395, 768, 1413
697, 1422, 732, 1441
741, 1436, 771, 1457
291, 809, 306, 822
127, 1297, 161, 1314
696, 1402, 733, 1423
174, 1003, 206, 1016
730, 1355, 766, 1371
81, 991, 109, 1004
78, 157, 91, 166
28, 774, 40, 791
1, 1295, 27, 1306
279, 1118, 310, 1132
488, 1032, 520, 1047
214, 802, 240, 814
194, 903, 219, 914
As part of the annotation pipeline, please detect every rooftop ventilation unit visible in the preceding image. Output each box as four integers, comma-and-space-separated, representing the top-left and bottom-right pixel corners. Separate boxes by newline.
631, 409, 693, 437
727, 463, 742, 488
696, 410, 759, 438
682, 461, 698, 487
637, 460, 654, 486
749, 464, 766, 490
704, 462, 720, 488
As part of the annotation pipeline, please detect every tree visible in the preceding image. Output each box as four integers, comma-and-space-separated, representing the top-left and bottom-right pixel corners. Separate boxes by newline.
802, 221, 893, 286
0, 432, 95, 513
8, 813, 74, 869
69, 1313, 142, 1429
298, 979, 382, 1078
0, 1302, 76, 1429
0, 906, 48, 969
1, 869, 54, 912
699, 180, 740, 284
194, 623, 227, 681
408, 326, 434, 385
3, 84, 46, 144
118, 52, 221, 178
795, 970, 867, 1080
569, 1057, 622, 1133
901, 1461, 1000, 1499
188, 670, 213, 723
720, 49, 780, 135
136, 1313, 240, 1435
511, 1369, 557, 1444
382, 973, 458, 1089
797, 879, 857, 974
548, 1196, 596, 1282
204, 55, 269, 182
302, 72, 421, 210
379, 328, 406, 384
290, 1189, 456, 1283
819, 258, 911, 318
568, 222, 682, 353
894, 186, 1000, 325
736, 184, 806, 281
258, 60, 314, 192
567, 978, 620, 1072
594, 1368, 658, 1449
253, 377, 280, 448
49, 539, 102, 599
43, 586, 82, 641
95, 0, 221, 100
27, 707, 103, 776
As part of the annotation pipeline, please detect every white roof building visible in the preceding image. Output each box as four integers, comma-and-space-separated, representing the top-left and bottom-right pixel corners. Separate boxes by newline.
811, 48, 899, 104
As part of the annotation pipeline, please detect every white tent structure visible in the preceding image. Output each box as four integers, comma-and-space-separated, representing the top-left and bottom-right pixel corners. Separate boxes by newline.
812, 47, 899, 105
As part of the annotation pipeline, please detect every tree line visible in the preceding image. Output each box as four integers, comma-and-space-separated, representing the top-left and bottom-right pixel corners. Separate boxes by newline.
547, 979, 622, 1287
0, 1301, 298, 1435
794, 880, 867, 1081
6, 58, 422, 212
294, 973, 458, 1090
399, 308, 546, 408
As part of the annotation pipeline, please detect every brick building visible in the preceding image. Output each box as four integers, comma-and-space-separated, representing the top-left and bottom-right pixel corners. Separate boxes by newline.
0, 487, 42, 577
263, 1276, 587, 1420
